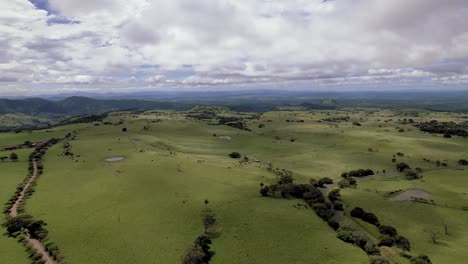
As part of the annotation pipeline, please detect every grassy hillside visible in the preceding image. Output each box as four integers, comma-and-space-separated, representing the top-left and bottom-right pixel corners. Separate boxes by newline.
1, 108, 467, 263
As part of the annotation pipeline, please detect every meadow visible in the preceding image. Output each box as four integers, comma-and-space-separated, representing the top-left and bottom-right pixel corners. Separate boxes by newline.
1, 107, 467, 263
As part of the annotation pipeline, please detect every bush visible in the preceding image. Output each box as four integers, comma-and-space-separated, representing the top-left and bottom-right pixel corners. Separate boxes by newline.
350, 207, 365, 218
228, 152, 241, 159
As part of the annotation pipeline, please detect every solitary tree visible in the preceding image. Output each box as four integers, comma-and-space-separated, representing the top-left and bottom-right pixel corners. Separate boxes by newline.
0, 156, 8, 162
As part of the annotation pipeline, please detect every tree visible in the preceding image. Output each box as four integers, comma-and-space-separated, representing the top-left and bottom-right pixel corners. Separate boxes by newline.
379, 225, 398, 237
0, 156, 8, 162
122, 127, 127, 132
317, 177, 333, 187
424, 228, 441, 244
350, 207, 365, 218
260, 186, 270, 197
9, 153, 18, 161
328, 189, 341, 202
378, 237, 394, 247
228, 152, 241, 159
458, 159, 468, 165
182, 245, 205, 264
395, 235, 411, 253
303, 188, 325, 204
201, 209, 216, 233
362, 212, 380, 226
396, 162, 410, 172
183, 235, 215, 264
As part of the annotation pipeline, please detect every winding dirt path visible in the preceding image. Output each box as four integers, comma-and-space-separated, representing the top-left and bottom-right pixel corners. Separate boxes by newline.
8, 160, 58, 264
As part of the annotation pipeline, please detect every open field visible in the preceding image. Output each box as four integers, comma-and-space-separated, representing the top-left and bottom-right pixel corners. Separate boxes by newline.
1, 108, 467, 264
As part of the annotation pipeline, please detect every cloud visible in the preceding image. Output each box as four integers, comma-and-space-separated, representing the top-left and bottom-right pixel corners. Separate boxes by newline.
0, 0, 468, 95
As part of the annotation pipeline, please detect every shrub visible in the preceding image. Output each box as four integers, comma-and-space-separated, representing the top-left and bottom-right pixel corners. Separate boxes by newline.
228, 152, 241, 159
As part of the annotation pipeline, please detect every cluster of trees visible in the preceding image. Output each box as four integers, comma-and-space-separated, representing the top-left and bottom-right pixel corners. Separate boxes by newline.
217, 116, 251, 131
415, 120, 468, 138
310, 177, 334, 188
259, 171, 340, 230
182, 201, 218, 264
350, 207, 380, 226
186, 111, 217, 120
395, 163, 422, 180
3, 214, 48, 240
321, 116, 350, 123
341, 169, 374, 178
2, 137, 65, 263
336, 226, 380, 255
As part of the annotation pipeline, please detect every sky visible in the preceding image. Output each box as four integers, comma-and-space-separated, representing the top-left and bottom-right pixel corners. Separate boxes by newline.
0, 0, 468, 96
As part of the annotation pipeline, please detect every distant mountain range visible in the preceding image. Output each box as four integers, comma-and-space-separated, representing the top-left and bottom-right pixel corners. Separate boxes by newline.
1, 90, 468, 131
0, 96, 181, 116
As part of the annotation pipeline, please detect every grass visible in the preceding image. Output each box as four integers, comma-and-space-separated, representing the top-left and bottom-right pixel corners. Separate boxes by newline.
0, 107, 466, 263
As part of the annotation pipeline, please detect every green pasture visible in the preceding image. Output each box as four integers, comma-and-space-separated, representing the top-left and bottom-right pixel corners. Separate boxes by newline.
0, 108, 466, 263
